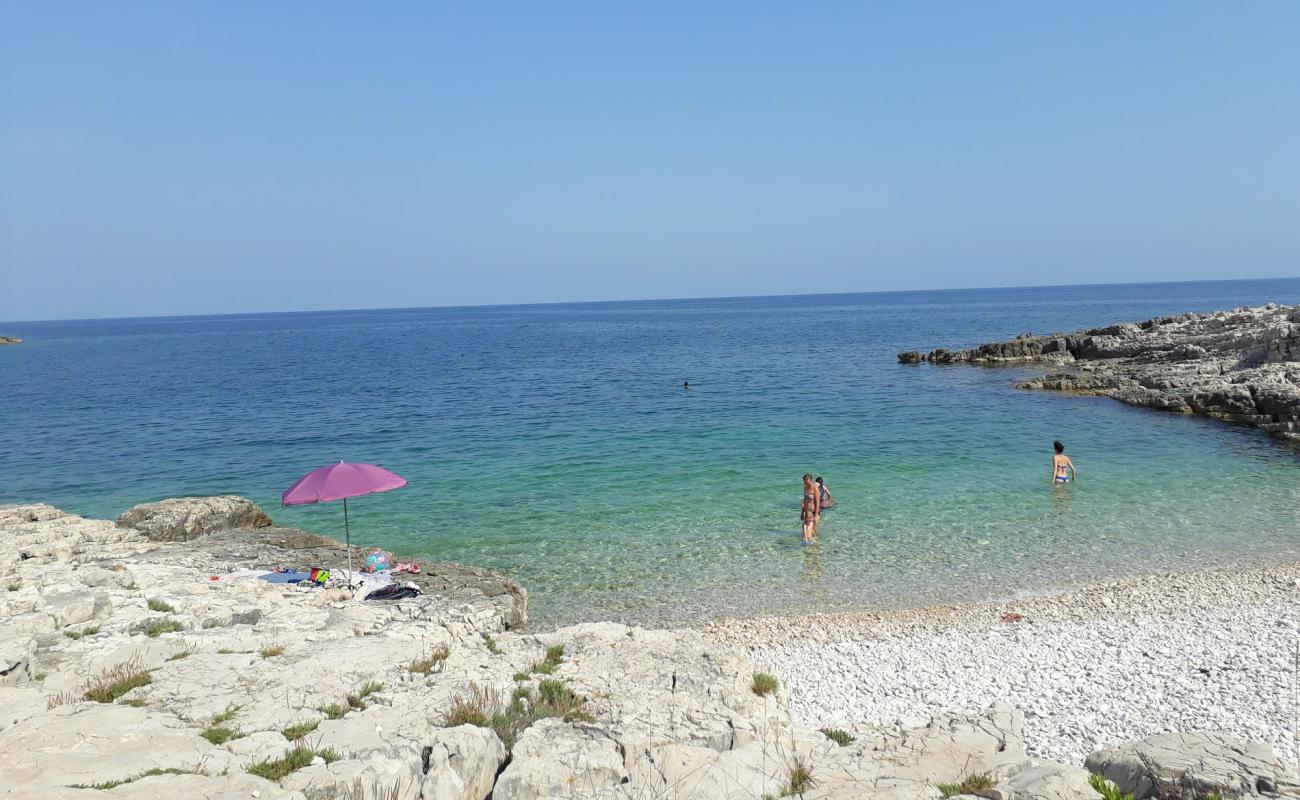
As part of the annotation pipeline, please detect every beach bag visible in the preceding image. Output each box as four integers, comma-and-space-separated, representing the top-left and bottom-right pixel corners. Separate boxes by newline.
362, 549, 393, 573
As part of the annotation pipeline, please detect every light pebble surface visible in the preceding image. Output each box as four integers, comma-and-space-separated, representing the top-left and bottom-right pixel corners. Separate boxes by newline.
699, 562, 1300, 769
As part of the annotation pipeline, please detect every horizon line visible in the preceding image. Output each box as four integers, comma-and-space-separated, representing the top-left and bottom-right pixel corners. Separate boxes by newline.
3, 274, 1297, 326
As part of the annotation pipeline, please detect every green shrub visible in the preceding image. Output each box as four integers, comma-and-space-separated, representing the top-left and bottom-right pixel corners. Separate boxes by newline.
84, 660, 152, 703
444, 679, 595, 753
260, 643, 286, 658
530, 644, 565, 675
201, 725, 239, 745
820, 727, 854, 747
144, 619, 184, 638
247, 746, 316, 782
1089, 773, 1135, 800
282, 720, 319, 741
937, 772, 996, 799
64, 625, 100, 640
319, 703, 347, 720
481, 633, 502, 655
147, 599, 175, 613
751, 672, 779, 696
783, 757, 816, 796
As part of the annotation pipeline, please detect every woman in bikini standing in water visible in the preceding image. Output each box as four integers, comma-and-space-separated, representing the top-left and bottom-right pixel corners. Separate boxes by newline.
801, 474, 821, 544
1052, 440, 1077, 485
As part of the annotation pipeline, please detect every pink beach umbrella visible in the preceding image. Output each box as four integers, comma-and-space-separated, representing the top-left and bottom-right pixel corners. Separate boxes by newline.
281, 461, 408, 582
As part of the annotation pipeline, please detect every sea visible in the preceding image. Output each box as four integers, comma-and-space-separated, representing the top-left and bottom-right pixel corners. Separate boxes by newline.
4, 278, 1300, 629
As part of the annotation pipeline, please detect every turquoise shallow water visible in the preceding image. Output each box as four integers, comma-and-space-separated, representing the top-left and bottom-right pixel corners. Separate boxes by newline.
4, 279, 1300, 628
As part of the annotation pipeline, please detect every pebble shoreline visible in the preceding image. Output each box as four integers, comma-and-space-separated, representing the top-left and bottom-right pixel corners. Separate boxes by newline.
700, 562, 1300, 769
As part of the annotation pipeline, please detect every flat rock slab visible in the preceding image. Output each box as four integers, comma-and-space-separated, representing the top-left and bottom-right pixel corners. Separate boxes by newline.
1085, 731, 1288, 798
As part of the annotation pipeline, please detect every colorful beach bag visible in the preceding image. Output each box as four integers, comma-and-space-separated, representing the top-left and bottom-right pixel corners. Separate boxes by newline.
363, 549, 393, 573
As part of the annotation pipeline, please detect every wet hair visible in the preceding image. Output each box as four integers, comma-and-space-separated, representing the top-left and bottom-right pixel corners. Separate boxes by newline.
802, 473, 813, 482
815, 476, 824, 485
1053, 441, 1065, 454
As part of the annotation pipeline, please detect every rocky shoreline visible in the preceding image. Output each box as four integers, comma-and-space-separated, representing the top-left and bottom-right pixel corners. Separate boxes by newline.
0, 337, 22, 345
898, 303, 1300, 441
2, 496, 1296, 799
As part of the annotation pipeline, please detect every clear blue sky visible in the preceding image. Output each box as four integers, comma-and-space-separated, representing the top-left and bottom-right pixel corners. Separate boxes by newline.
2, 2, 1298, 321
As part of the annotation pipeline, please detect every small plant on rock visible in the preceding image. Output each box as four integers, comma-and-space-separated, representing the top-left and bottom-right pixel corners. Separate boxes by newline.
444, 684, 497, 729
530, 644, 565, 675
481, 633, 502, 655
166, 644, 196, 662
535, 679, 594, 722
318, 747, 343, 763
260, 643, 286, 658
820, 727, 854, 747
346, 680, 384, 710
782, 756, 816, 797
144, 619, 184, 638
147, 598, 175, 613
751, 672, 779, 696
1089, 773, 1135, 800
200, 704, 243, 744
282, 720, 319, 741
84, 657, 152, 703
201, 725, 239, 745
406, 646, 449, 675
937, 772, 996, 799
318, 703, 348, 720
247, 745, 317, 782
64, 625, 100, 640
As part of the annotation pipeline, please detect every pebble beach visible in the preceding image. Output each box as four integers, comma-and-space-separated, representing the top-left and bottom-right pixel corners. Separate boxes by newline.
702, 562, 1300, 770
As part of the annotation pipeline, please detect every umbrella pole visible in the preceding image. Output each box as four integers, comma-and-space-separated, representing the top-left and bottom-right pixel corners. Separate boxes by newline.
343, 497, 352, 588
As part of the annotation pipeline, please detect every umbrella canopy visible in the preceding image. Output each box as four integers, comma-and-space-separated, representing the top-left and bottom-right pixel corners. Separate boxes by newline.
281, 461, 407, 586
282, 461, 407, 505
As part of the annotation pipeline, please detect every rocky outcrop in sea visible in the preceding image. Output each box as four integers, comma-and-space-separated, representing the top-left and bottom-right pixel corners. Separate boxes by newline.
0, 337, 22, 345
899, 303, 1300, 440
1, 496, 1294, 799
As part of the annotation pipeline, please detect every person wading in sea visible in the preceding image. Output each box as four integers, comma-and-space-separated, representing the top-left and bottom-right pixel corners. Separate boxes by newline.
801, 474, 821, 544
815, 476, 833, 509
1052, 440, 1077, 485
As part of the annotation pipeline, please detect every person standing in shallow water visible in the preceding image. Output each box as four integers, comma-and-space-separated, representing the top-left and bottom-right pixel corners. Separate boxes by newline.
1052, 440, 1077, 484
815, 476, 833, 509
801, 474, 821, 544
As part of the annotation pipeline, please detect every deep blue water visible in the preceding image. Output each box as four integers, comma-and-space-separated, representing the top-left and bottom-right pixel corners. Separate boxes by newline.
4, 279, 1300, 627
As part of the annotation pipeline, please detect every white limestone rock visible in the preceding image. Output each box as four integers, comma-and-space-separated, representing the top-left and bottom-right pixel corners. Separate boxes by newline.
421, 725, 507, 800
493, 720, 627, 800
1085, 732, 1289, 799
117, 496, 272, 542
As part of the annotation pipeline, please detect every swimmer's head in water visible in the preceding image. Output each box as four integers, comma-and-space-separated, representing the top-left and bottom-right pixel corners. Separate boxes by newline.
815, 476, 824, 485
802, 473, 813, 483
1054, 440, 1065, 453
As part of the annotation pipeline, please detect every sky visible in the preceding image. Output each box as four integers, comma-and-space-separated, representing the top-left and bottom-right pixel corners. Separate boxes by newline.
1, 2, 1298, 321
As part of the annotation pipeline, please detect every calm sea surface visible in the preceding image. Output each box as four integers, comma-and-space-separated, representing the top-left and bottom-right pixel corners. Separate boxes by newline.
4, 279, 1300, 628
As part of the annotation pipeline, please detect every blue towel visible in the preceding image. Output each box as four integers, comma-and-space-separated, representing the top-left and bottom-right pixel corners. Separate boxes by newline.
259, 570, 312, 584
